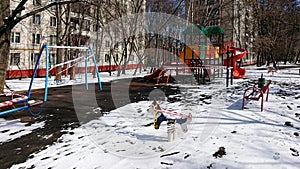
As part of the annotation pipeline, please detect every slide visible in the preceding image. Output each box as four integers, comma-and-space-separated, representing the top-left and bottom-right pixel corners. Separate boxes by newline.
144, 68, 166, 80
223, 47, 246, 79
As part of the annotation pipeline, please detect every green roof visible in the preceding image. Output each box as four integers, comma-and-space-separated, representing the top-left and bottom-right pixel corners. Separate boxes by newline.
206, 26, 225, 35
183, 24, 208, 35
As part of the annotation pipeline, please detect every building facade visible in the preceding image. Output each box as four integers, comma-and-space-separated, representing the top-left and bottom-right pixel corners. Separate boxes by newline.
7, 0, 146, 79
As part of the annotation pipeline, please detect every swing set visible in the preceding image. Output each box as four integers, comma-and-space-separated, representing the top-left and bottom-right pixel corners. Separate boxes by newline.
0, 42, 102, 117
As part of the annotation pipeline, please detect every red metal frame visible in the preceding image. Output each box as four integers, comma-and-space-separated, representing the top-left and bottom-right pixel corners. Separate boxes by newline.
6, 64, 140, 79
242, 80, 271, 111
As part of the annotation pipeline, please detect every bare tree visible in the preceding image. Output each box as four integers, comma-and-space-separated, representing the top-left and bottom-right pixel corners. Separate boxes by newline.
0, 0, 87, 93
145, 0, 185, 70
252, 0, 300, 67
91, 0, 146, 76
0, 0, 12, 92
55, 3, 71, 81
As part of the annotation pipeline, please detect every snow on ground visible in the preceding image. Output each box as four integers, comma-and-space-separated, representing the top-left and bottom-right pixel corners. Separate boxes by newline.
6, 65, 300, 169
0, 119, 44, 144
0, 69, 147, 145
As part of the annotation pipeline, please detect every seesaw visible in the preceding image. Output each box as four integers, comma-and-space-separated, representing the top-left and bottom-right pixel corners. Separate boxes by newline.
147, 101, 192, 142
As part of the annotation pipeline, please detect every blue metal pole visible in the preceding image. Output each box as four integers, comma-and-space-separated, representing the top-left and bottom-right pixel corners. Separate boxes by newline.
89, 46, 102, 91
44, 43, 49, 101
0, 105, 29, 116
26, 44, 45, 98
85, 48, 88, 90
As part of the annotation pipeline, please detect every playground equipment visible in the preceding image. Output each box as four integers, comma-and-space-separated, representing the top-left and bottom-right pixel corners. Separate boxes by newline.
0, 43, 102, 117
145, 24, 246, 86
242, 79, 271, 111
146, 25, 225, 85
147, 101, 192, 142
144, 68, 173, 85
144, 68, 166, 81
223, 47, 247, 79
0, 44, 46, 116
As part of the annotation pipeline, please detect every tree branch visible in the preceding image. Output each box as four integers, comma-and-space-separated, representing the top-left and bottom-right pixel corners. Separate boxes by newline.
0, 0, 88, 37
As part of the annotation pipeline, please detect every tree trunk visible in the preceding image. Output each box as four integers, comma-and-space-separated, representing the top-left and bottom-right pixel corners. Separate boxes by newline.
55, 3, 63, 81
284, 30, 294, 64
122, 41, 128, 75
295, 50, 300, 64
69, 60, 75, 80
0, 34, 10, 93
69, 50, 76, 80
256, 51, 260, 67
55, 47, 63, 81
266, 57, 270, 66
0, 1, 11, 93
270, 54, 277, 69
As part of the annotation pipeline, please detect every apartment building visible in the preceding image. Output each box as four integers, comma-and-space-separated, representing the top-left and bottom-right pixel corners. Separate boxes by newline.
9, 0, 57, 77
7, 0, 146, 78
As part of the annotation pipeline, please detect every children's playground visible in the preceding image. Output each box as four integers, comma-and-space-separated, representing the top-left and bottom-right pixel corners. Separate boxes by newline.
144, 25, 247, 86
1, 25, 300, 169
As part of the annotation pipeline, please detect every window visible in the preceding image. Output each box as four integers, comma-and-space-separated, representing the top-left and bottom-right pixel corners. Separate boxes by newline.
113, 27, 119, 37
50, 17, 56, 27
15, 32, 20, 43
105, 40, 110, 47
83, 20, 90, 31
70, 18, 79, 30
50, 35, 56, 45
10, 53, 20, 65
114, 54, 118, 62
130, 55, 135, 61
93, 24, 100, 32
113, 42, 119, 49
138, 41, 144, 49
31, 53, 39, 65
105, 54, 110, 62
33, 14, 41, 25
11, 32, 20, 43
32, 33, 41, 44
85, 6, 91, 16
49, 53, 56, 64
33, 0, 41, 5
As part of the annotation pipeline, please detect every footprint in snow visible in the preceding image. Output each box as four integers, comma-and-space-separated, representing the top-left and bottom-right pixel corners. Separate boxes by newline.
273, 152, 280, 160
290, 148, 299, 156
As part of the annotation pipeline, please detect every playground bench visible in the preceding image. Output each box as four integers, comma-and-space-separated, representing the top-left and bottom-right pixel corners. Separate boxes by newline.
242, 80, 271, 111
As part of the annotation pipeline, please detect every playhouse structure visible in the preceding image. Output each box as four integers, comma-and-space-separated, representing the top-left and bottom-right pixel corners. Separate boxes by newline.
144, 24, 247, 85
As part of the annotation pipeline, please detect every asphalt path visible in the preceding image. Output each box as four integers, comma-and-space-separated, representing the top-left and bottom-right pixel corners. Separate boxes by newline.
0, 78, 179, 168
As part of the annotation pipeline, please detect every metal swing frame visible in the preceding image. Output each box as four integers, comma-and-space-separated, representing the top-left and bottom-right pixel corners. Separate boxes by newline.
0, 43, 102, 117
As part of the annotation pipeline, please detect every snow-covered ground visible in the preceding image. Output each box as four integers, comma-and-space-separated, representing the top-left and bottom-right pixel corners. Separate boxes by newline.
2, 66, 300, 169
0, 119, 44, 144
0, 69, 148, 145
